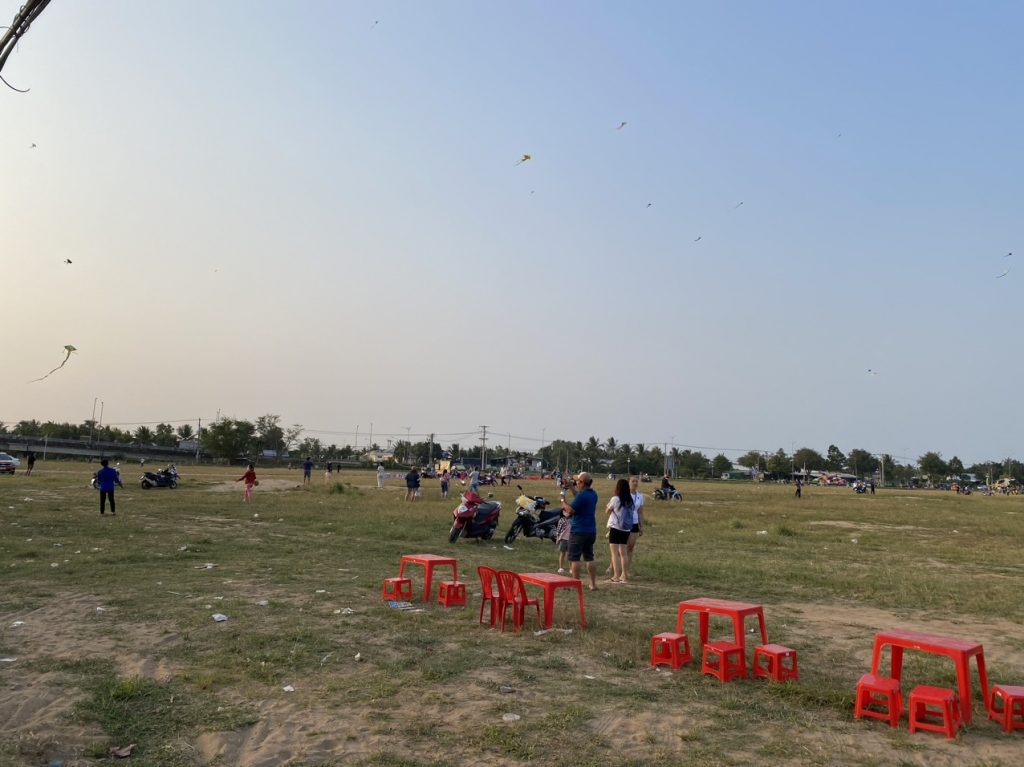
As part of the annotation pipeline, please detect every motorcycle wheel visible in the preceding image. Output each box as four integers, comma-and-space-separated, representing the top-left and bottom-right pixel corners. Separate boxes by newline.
504, 520, 522, 544
448, 525, 462, 544
141, 480, 152, 489
169, 479, 177, 489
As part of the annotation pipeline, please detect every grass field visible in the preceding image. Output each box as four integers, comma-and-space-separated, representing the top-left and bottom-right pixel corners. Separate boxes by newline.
1, 465, 1023, 767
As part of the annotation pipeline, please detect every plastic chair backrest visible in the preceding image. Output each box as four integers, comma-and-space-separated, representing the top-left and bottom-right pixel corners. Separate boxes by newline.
496, 570, 526, 603
478, 565, 498, 600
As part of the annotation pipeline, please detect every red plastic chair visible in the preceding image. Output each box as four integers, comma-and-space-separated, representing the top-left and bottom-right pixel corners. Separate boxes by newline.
496, 570, 540, 632
477, 566, 500, 627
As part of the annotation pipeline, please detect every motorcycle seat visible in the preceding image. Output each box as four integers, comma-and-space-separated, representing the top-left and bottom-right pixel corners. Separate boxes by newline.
537, 509, 561, 523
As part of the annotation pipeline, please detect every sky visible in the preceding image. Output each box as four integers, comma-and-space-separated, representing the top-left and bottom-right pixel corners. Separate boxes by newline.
2, 1, 1022, 465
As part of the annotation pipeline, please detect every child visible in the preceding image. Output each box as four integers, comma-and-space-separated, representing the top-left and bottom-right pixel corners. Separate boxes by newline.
236, 463, 257, 502
554, 507, 571, 574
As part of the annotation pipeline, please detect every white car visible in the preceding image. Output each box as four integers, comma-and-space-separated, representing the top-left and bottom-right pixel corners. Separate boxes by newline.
0, 452, 21, 474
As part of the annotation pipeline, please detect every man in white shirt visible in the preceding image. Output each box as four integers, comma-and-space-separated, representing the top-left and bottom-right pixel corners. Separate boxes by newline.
376, 463, 385, 490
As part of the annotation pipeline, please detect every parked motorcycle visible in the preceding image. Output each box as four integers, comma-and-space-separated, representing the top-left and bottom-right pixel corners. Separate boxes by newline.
449, 491, 501, 543
141, 465, 179, 489
652, 484, 682, 501
504, 485, 560, 543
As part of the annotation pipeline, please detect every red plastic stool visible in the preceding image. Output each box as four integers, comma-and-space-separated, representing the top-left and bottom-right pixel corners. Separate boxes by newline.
650, 632, 692, 670
854, 673, 902, 728
908, 685, 962, 739
437, 580, 467, 608
988, 684, 1024, 734
381, 576, 413, 601
753, 644, 799, 682
701, 641, 745, 682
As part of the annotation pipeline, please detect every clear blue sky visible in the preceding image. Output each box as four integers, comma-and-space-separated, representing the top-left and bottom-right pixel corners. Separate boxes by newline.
3, 1, 1021, 465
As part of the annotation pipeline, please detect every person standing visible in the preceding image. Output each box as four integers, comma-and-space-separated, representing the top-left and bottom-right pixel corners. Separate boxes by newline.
562, 472, 598, 591
325, 462, 334, 483
95, 458, 124, 516
376, 463, 385, 490
405, 466, 420, 502
605, 478, 635, 583
626, 474, 645, 576
468, 467, 480, 495
25, 451, 36, 476
236, 463, 257, 502
794, 477, 802, 498
440, 468, 451, 499
302, 457, 313, 485
554, 507, 571, 573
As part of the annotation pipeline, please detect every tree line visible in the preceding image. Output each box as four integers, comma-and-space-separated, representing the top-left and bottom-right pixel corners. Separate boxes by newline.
1, 419, 1019, 481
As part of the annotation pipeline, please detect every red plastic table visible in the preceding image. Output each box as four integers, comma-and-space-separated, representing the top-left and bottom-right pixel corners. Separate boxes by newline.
518, 572, 587, 629
676, 598, 768, 661
871, 628, 989, 724
398, 554, 457, 603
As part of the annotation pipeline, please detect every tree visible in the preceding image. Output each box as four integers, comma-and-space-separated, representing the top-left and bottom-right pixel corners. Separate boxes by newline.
766, 448, 790, 474
255, 414, 285, 457
283, 424, 303, 454
677, 449, 710, 478
847, 449, 879, 477
16, 420, 42, 436
202, 418, 257, 461
736, 451, 762, 470
134, 425, 154, 443
176, 423, 195, 441
711, 454, 733, 476
947, 456, 964, 477
918, 452, 948, 481
825, 444, 846, 472
583, 436, 603, 468
793, 447, 825, 471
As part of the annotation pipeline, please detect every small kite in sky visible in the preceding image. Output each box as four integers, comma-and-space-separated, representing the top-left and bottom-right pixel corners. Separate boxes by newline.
31, 345, 77, 382
836, 133, 842, 139
29, 142, 36, 148
63, 258, 72, 264
996, 266, 1011, 279
615, 122, 627, 130
646, 203, 652, 208
514, 154, 531, 166
733, 202, 744, 209
1004, 252, 1012, 257
867, 369, 879, 376
693, 236, 702, 242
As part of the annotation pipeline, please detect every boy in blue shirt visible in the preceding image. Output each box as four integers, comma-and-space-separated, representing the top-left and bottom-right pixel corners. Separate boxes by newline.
95, 458, 124, 515
560, 472, 598, 590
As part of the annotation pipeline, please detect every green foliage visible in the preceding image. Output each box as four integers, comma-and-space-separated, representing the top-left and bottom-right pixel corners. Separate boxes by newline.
793, 447, 825, 471
918, 451, 948, 480
201, 417, 257, 461
825, 444, 846, 471
711, 453, 733, 476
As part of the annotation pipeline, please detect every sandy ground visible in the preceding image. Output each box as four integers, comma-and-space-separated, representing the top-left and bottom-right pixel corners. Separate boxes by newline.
3, 591, 1023, 766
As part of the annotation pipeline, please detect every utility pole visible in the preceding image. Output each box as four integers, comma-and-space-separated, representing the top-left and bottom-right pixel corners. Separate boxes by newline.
196, 418, 202, 462
428, 432, 435, 468
369, 422, 373, 449
479, 425, 488, 469
355, 425, 359, 450
90, 397, 98, 444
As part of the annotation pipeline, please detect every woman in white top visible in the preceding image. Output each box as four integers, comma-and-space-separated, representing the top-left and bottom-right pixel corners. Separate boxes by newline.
605, 478, 635, 583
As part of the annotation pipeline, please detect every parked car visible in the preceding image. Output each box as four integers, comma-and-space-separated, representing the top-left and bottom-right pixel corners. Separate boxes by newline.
0, 452, 22, 474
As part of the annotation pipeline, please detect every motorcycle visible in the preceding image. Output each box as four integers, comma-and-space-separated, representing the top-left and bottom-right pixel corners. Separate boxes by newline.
449, 491, 501, 543
141, 466, 179, 489
652, 484, 682, 501
504, 485, 561, 544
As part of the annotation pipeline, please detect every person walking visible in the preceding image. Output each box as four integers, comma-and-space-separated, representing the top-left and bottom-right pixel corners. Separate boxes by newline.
377, 463, 385, 490
605, 478, 635, 583
236, 463, 257, 502
440, 468, 451, 499
95, 458, 124, 515
405, 466, 420, 502
302, 457, 313, 485
562, 472, 598, 591
25, 451, 36, 476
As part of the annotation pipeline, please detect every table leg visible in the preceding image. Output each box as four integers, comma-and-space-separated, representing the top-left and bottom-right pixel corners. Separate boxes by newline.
870, 637, 883, 675
757, 611, 768, 644
575, 584, 586, 628
423, 565, 434, 603
399, 559, 407, 578
890, 647, 904, 681
956, 655, 973, 724
676, 606, 686, 634
699, 612, 709, 645
976, 652, 990, 718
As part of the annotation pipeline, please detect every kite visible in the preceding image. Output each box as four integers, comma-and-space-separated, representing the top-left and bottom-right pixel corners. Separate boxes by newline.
615, 122, 627, 130
646, 203, 652, 208
63, 258, 72, 264
867, 369, 879, 376
996, 267, 1011, 279
514, 154, 531, 166
733, 202, 744, 209
31, 344, 77, 382
693, 236, 702, 242
1004, 252, 1012, 258
29, 142, 36, 148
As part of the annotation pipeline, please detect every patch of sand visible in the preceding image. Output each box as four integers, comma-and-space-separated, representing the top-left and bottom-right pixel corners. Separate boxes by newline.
207, 479, 302, 493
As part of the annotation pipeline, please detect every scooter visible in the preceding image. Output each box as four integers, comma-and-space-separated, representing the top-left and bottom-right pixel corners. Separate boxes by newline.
504, 485, 560, 544
652, 484, 682, 501
141, 466, 179, 489
449, 491, 501, 543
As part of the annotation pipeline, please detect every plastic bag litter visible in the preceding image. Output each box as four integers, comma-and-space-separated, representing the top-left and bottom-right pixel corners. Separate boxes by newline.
110, 743, 135, 758
502, 713, 521, 722
283, 685, 295, 692
212, 613, 228, 622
